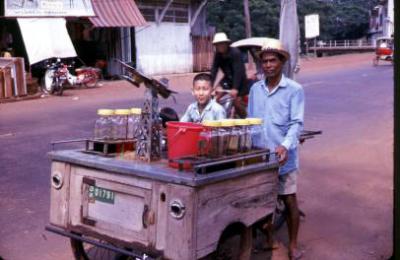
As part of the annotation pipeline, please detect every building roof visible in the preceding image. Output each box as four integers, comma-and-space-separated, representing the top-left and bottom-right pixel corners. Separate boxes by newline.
89, 0, 147, 27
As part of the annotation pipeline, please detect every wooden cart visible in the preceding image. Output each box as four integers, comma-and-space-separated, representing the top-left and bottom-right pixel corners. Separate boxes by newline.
46, 149, 279, 260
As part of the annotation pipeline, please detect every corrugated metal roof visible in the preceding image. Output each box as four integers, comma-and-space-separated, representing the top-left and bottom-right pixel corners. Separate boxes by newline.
89, 0, 146, 27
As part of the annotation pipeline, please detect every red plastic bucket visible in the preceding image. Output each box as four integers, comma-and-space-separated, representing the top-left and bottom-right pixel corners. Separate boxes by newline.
166, 122, 204, 168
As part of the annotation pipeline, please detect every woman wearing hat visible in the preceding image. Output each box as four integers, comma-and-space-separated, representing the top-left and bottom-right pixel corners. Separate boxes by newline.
210, 32, 248, 118
248, 39, 305, 259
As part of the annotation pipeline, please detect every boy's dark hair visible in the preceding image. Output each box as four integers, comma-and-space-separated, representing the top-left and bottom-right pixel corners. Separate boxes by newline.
193, 73, 212, 85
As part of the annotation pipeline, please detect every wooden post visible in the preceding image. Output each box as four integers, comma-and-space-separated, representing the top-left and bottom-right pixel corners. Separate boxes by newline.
243, 0, 251, 39
3, 67, 13, 98
243, 0, 254, 69
15, 58, 27, 96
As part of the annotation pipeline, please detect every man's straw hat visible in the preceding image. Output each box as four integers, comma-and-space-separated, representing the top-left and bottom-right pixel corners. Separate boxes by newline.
212, 32, 231, 44
259, 38, 290, 62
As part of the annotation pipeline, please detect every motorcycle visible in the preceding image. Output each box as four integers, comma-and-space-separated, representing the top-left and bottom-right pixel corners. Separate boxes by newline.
373, 36, 394, 66
41, 58, 101, 96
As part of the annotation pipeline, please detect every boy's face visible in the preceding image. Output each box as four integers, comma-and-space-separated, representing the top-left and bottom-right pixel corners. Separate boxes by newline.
192, 80, 213, 106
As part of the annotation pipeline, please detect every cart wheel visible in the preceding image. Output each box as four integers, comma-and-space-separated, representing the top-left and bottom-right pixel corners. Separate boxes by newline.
70, 238, 126, 260
204, 224, 252, 260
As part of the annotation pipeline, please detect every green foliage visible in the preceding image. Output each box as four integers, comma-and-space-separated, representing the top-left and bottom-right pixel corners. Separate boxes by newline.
207, 0, 280, 40
206, 0, 380, 41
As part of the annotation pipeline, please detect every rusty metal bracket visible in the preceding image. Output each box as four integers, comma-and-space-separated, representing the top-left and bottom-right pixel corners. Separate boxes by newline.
82, 217, 97, 227
82, 177, 95, 186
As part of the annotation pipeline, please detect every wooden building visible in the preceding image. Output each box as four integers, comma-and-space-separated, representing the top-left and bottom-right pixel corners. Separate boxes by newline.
1, 0, 214, 79
135, 0, 214, 75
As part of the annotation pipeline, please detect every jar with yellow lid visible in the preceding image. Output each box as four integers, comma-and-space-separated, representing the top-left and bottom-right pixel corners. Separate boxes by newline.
219, 119, 235, 156
234, 119, 250, 153
128, 108, 142, 139
94, 109, 114, 140
198, 120, 221, 158
247, 118, 265, 150
112, 109, 131, 140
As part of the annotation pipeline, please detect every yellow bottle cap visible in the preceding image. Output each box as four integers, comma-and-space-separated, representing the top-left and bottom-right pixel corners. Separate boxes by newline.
219, 119, 235, 127
130, 108, 142, 115
114, 109, 131, 116
203, 120, 221, 127
246, 118, 263, 125
97, 109, 114, 116
234, 119, 249, 126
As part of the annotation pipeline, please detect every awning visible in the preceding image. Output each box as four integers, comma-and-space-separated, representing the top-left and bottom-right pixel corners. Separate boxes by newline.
17, 18, 77, 65
89, 0, 147, 28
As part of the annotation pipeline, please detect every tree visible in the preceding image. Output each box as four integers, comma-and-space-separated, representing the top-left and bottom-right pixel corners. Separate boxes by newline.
206, 0, 379, 41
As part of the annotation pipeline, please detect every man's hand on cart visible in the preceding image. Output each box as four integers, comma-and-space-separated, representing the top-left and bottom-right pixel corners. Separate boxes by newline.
275, 145, 288, 165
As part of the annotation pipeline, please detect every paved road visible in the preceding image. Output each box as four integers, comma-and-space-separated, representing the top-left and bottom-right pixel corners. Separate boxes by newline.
0, 53, 393, 260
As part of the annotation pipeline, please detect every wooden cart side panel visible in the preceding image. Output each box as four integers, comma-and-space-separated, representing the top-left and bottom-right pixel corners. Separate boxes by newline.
68, 166, 153, 245
195, 171, 278, 258
50, 162, 71, 228
163, 184, 196, 260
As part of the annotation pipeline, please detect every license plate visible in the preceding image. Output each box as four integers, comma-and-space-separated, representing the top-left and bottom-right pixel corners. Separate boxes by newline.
88, 185, 115, 204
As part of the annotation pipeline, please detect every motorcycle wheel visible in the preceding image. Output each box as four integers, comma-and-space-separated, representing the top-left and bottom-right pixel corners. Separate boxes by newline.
41, 69, 56, 94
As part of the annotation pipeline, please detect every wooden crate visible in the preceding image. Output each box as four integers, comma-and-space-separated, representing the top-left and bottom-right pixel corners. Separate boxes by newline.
0, 58, 27, 99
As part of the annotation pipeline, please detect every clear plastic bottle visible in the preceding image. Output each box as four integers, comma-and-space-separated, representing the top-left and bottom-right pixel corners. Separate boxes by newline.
199, 120, 221, 158
94, 109, 114, 140
112, 109, 131, 140
247, 118, 265, 150
128, 108, 142, 139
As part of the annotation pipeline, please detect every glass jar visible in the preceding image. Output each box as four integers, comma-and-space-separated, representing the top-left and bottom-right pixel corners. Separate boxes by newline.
219, 119, 235, 156
94, 109, 114, 140
235, 119, 250, 153
128, 108, 142, 139
112, 109, 131, 140
247, 118, 265, 150
199, 120, 221, 158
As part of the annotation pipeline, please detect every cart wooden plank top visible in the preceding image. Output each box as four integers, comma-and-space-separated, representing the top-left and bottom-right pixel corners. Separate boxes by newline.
47, 149, 279, 260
